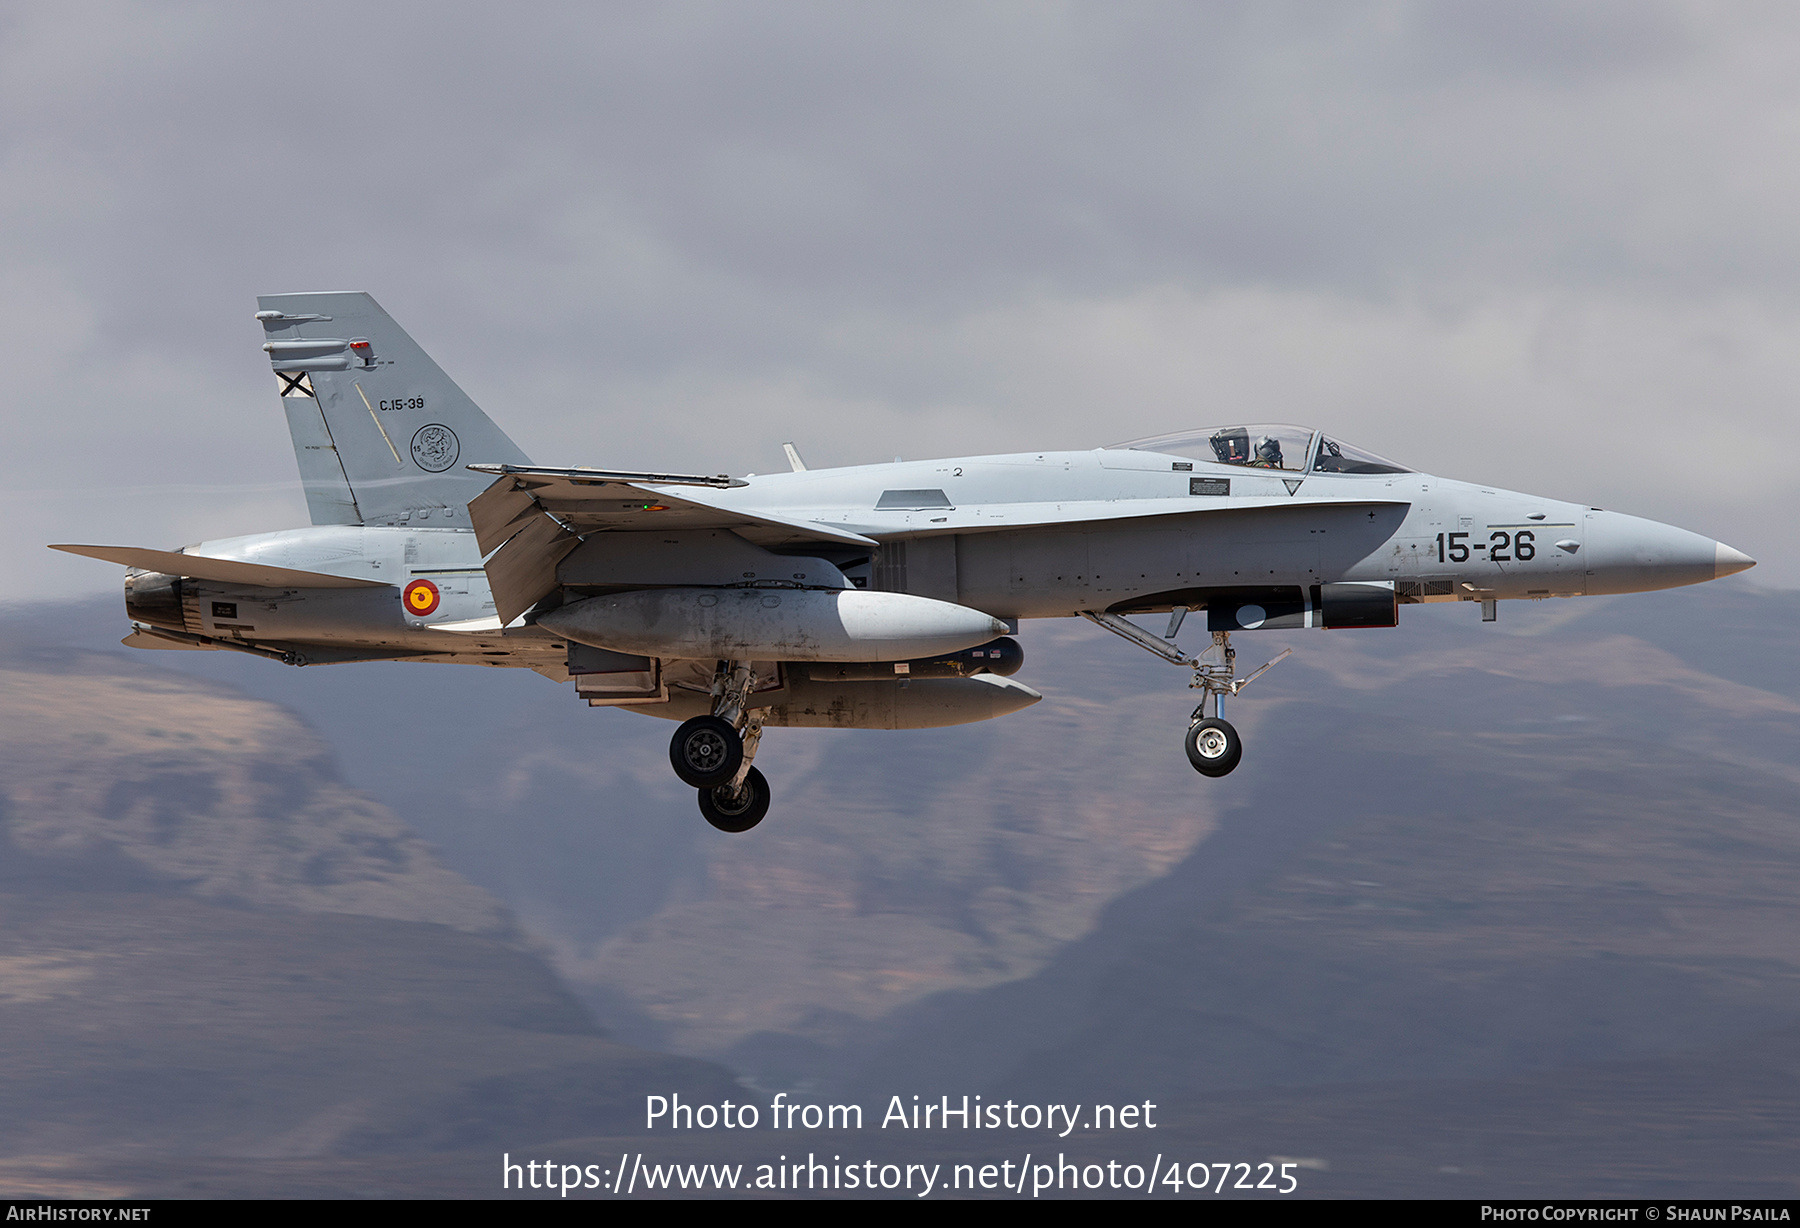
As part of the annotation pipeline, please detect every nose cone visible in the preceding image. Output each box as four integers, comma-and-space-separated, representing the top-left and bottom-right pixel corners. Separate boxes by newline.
1715, 542, 1757, 579
1583, 512, 1751, 596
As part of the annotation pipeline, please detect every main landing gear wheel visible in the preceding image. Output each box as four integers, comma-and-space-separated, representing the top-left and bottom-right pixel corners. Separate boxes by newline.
699, 767, 771, 833
1185, 717, 1242, 778
670, 715, 743, 788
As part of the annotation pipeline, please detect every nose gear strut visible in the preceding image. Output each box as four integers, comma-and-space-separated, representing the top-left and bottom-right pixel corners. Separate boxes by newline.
1080, 611, 1290, 778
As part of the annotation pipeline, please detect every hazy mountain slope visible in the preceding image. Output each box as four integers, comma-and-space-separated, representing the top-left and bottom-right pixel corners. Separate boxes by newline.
20, 599, 1238, 1054
8, 601, 717, 966
0, 894, 735, 1160
0, 648, 508, 933
7, 583, 1795, 1196
0, 640, 739, 1177
574, 640, 1232, 1055
829, 587, 1800, 1188
22, 582, 1795, 1082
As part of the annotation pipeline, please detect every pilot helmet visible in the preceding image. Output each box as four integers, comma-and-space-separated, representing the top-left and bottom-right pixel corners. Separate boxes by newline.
1254, 435, 1284, 466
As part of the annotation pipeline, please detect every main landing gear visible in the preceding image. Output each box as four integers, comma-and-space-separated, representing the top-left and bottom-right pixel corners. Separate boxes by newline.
698, 767, 771, 833
1080, 612, 1289, 780
669, 661, 772, 832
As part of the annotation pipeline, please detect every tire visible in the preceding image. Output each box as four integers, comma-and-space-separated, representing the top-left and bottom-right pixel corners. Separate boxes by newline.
670, 715, 742, 788
1185, 717, 1242, 777
698, 767, 771, 833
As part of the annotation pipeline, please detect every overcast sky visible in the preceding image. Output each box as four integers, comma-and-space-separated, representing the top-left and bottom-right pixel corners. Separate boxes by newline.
7, 0, 1798, 600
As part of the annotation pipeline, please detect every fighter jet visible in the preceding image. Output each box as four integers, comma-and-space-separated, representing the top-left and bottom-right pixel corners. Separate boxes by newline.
53, 293, 1756, 831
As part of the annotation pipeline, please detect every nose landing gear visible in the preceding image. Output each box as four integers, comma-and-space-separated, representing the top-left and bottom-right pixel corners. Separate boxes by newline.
1183, 631, 1265, 778
1081, 612, 1288, 779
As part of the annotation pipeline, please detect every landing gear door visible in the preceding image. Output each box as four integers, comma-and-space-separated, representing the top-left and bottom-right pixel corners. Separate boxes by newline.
570, 643, 667, 706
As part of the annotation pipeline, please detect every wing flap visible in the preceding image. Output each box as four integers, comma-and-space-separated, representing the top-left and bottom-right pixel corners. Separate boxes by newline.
484, 514, 580, 624
50, 544, 391, 589
467, 474, 545, 557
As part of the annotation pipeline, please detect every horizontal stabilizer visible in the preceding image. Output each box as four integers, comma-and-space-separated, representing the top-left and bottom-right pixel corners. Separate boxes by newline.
49, 544, 391, 589
121, 628, 215, 651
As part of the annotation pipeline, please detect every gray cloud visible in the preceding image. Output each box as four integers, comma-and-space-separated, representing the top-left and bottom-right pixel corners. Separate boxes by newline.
4, 0, 1795, 596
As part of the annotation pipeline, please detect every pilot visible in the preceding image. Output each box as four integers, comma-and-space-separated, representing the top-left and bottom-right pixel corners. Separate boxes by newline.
1251, 436, 1284, 469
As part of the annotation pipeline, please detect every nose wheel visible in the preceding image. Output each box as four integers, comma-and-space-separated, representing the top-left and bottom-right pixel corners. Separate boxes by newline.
1185, 717, 1242, 777
1081, 613, 1287, 782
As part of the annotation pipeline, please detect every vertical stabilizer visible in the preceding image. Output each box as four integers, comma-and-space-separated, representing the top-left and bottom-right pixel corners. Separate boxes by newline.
256, 292, 530, 526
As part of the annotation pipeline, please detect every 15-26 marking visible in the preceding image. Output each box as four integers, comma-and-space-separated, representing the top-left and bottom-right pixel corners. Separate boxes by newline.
1437, 529, 1535, 563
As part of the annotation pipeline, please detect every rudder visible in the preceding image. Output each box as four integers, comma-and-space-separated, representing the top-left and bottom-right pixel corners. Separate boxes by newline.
257, 292, 530, 526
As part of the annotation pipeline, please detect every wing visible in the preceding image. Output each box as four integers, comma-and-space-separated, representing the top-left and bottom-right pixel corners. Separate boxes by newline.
468, 465, 878, 623
468, 463, 1413, 623
49, 544, 391, 589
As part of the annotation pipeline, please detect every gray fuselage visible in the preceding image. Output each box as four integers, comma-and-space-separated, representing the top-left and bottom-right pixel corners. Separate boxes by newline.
146, 443, 1741, 660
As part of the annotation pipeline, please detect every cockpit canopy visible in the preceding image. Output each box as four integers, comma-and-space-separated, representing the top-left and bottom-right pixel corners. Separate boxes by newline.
1108, 424, 1410, 475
